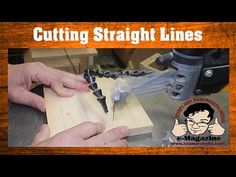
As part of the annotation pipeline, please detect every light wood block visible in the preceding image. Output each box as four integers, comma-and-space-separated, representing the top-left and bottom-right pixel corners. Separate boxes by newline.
26, 48, 97, 60
140, 53, 161, 72
44, 78, 153, 137
24, 48, 97, 73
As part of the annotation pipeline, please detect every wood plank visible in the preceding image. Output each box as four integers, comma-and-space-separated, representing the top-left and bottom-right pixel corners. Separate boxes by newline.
44, 78, 153, 137
24, 48, 97, 73
28, 48, 97, 59
140, 53, 161, 72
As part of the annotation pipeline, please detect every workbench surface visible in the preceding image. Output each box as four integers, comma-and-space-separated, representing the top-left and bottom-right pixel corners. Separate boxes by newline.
8, 85, 228, 147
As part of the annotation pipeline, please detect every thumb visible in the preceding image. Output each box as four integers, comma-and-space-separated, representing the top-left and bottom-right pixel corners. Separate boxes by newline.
175, 119, 179, 125
51, 81, 75, 97
31, 124, 50, 146
215, 118, 219, 124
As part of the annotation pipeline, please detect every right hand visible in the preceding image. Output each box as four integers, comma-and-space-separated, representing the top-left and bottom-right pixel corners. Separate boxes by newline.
171, 119, 187, 137
31, 121, 130, 147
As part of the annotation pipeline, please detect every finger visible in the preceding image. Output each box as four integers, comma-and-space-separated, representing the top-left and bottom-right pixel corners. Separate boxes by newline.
208, 126, 213, 130
78, 74, 88, 83
57, 70, 87, 83
61, 77, 89, 92
30, 63, 84, 89
86, 126, 129, 146
180, 124, 187, 128
181, 126, 187, 130
51, 81, 75, 97
62, 121, 105, 139
13, 88, 46, 112
30, 63, 88, 93
29, 62, 61, 85
104, 139, 128, 147
209, 125, 213, 128
215, 118, 219, 124
175, 119, 179, 125
31, 124, 50, 146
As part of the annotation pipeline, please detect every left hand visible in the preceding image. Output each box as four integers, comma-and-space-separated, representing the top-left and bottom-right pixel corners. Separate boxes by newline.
8, 62, 89, 112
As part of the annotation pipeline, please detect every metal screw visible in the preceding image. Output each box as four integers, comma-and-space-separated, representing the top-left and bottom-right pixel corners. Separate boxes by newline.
176, 85, 183, 90
172, 92, 179, 96
195, 89, 202, 95
204, 70, 213, 78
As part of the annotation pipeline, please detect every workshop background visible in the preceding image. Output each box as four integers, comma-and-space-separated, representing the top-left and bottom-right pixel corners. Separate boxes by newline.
8, 48, 228, 147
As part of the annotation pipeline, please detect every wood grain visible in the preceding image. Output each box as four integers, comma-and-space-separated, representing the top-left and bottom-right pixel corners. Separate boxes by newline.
44, 78, 153, 137
0, 89, 8, 115
0, 22, 235, 154
0, 50, 7, 88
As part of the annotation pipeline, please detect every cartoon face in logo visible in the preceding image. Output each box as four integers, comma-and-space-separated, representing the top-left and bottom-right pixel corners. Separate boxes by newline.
184, 103, 213, 135
172, 103, 225, 137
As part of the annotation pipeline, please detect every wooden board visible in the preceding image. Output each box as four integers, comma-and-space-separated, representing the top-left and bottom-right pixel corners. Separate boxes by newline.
24, 48, 97, 73
25, 48, 97, 60
140, 53, 161, 72
44, 78, 153, 137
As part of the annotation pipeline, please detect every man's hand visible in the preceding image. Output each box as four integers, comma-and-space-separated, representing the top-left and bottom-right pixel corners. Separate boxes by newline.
208, 118, 225, 136
8, 62, 89, 112
171, 119, 187, 137
31, 122, 130, 147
